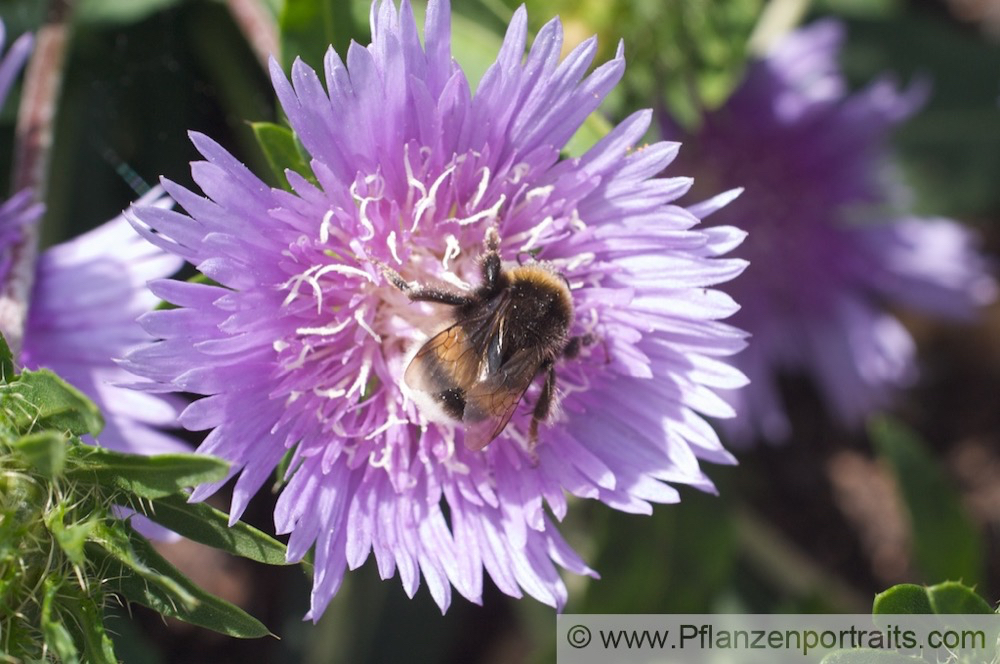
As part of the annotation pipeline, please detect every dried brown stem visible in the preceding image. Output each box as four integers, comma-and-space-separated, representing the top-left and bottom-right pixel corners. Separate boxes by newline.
0, 0, 71, 358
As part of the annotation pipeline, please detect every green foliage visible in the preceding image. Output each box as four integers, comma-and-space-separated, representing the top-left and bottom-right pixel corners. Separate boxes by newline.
63, 445, 228, 500
252, 121, 316, 190
872, 584, 934, 614
93, 528, 272, 638
862, 582, 998, 664
42, 576, 85, 664
0, 333, 14, 381
0, 333, 292, 661
924, 582, 995, 615
874, 581, 994, 616
270, 0, 617, 166
13, 431, 69, 477
442, 4, 506, 89
279, 0, 369, 71
869, 416, 984, 588
515, 0, 763, 129
143, 494, 296, 568
1, 368, 104, 438
821, 583, 997, 663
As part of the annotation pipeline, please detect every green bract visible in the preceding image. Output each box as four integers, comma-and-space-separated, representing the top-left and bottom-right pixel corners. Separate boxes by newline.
0, 333, 293, 661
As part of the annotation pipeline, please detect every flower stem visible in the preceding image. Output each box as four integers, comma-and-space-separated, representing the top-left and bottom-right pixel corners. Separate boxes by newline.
0, 0, 71, 358
735, 506, 870, 611
226, 0, 279, 70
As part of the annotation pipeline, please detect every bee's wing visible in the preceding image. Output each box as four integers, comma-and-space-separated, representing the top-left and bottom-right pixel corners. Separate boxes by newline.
404, 297, 508, 394
460, 347, 543, 451
404, 324, 478, 394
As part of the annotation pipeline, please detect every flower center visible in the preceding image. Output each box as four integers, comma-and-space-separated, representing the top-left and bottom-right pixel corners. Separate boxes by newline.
267, 143, 610, 470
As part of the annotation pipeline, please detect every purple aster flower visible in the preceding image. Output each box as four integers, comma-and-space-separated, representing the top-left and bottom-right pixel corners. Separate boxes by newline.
663, 20, 997, 444
123, 0, 748, 616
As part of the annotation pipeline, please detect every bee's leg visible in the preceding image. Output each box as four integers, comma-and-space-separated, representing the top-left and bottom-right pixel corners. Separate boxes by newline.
562, 333, 596, 359
563, 333, 610, 364
377, 262, 472, 306
529, 361, 556, 447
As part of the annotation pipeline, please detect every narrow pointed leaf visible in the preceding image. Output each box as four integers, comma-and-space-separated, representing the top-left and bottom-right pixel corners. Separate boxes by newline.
1, 369, 103, 437
141, 493, 291, 567
0, 333, 14, 382
251, 121, 314, 189
102, 529, 272, 638
60, 587, 118, 664
87, 523, 198, 610
42, 576, 81, 664
45, 503, 98, 566
65, 446, 228, 499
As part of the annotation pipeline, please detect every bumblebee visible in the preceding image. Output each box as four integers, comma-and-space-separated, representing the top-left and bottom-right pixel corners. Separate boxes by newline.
380, 228, 591, 451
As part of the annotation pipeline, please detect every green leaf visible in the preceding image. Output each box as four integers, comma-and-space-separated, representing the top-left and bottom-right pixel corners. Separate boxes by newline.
42, 576, 81, 664
102, 527, 273, 638
279, 0, 368, 72
251, 121, 315, 189
60, 587, 118, 664
141, 493, 292, 567
12, 431, 68, 477
869, 416, 984, 587
0, 469, 45, 527
87, 521, 197, 611
874, 581, 994, 616
1, 369, 103, 437
447, 5, 505, 91
926, 581, 993, 615
873, 584, 933, 615
45, 503, 98, 567
554, 0, 762, 129
65, 447, 229, 500
873, 582, 999, 663
0, 332, 15, 383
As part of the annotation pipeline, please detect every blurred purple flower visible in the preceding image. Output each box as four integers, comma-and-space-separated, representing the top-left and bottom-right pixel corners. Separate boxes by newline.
21, 189, 188, 456
123, 0, 748, 616
664, 20, 997, 443
1, 22, 186, 457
